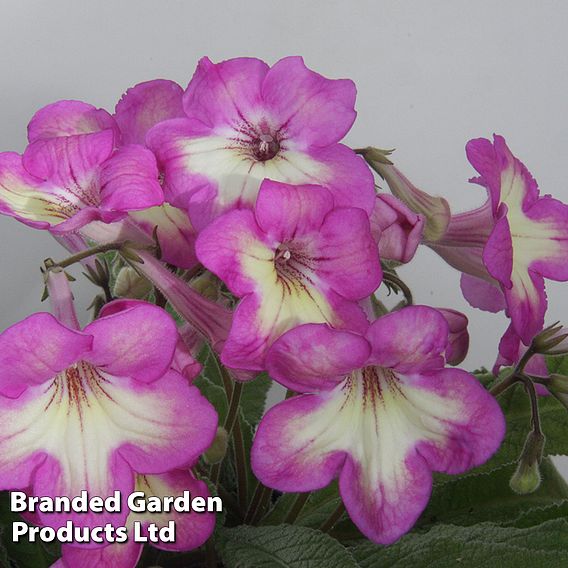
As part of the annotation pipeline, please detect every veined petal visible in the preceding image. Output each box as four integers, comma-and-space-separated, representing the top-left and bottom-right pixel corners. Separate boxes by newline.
0, 152, 72, 228
221, 282, 368, 371
366, 306, 448, 373
266, 324, 371, 392
183, 56, 269, 126
84, 304, 178, 383
252, 365, 503, 545
99, 145, 163, 211
261, 56, 357, 147
129, 204, 198, 269
114, 79, 185, 145
27, 100, 118, 143
0, 368, 217, 529
129, 469, 215, 551
0, 313, 92, 398
315, 207, 382, 299
255, 180, 333, 242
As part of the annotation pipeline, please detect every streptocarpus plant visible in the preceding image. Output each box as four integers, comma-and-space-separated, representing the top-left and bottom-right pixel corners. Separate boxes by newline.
1, 56, 568, 568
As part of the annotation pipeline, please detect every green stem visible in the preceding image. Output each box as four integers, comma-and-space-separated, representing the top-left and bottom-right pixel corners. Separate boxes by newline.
245, 481, 265, 524
284, 492, 311, 524
232, 417, 248, 515
47, 242, 128, 270
320, 502, 345, 533
490, 372, 519, 397
205, 538, 217, 568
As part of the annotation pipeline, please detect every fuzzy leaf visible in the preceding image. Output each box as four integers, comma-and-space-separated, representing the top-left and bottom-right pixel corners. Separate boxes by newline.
217, 524, 359, 568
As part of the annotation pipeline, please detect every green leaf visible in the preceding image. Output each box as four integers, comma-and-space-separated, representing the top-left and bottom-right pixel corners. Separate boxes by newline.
420, 458, 568, 527
350, 518, 568, 568
194, 374, 228, 424
217, 524, 359, 568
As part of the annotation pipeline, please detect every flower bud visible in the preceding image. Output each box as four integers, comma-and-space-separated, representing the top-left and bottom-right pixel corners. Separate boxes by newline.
113, 266, 152, 299
549, 373, 568, 395
359, 147, 450, 242
509, 431, 545, 494
532, 322, 568, 356
203, 426, 229, 465
191, 271, 221, 301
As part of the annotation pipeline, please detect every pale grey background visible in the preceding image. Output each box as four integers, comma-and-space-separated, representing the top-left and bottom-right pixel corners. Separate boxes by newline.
1, 0, 567, 472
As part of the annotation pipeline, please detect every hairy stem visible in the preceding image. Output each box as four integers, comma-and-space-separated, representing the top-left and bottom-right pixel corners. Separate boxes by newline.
382, 272, 413, 306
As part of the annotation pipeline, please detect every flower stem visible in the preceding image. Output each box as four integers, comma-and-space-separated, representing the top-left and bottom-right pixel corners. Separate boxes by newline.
284, 492, 311, 524
48, 242, 141, 270
250, 485, 273, 525
320, 501, 346, 533
232, 417, 248, 515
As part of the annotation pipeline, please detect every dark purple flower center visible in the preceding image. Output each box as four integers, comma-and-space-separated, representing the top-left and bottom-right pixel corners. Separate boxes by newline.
253, 134, 281, 162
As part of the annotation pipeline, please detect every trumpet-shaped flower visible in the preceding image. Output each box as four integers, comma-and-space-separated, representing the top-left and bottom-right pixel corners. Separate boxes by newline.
252, 307, 504, 544
426, 136, 568, 344
147, 56, 375, 229
54, 469, 215, 567
196, 180, 381, 370
0, 302, 217, 531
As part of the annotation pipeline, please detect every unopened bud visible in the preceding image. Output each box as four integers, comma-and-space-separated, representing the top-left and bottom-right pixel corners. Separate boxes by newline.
359, 148, 450, 242
113, 266, 152, 299
509, 431, 545, 494
203, 427, 229, 465
533, 322, 568, 356
549, 374, 568, 395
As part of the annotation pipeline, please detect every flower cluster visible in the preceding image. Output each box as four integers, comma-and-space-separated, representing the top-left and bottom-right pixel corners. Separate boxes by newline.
0, 55, 566, 567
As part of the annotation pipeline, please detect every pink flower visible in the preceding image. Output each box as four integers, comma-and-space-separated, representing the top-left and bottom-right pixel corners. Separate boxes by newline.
0, 301, 217, 533
251, 306, 504, 544
53, 469, 215, 568
430, 136, 568, 344
195, 180, 382, 371
147, 56, 375, 229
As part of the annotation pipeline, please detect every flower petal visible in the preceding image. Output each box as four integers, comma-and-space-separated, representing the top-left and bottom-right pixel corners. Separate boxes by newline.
84, 304, 178, 383
60, 541, 142, 568
307, 144, 376, 214
99, 145, 163, 211
27, 100, 118, 143
0, 313, 92, 398
504, 269, 547, 344
266, 324, 371, 392
254, 180, 333, 242
523, 196, 568, 281
114, 79, 185, 145
129, 469, 216, 551
366, 306, 448, 373
483, 212, 513, 287
261, 56, 357, 147
460, 273, 506, 313
371, 194, 424, 263
315, 207, 382, 299
183, 56, 269, 126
